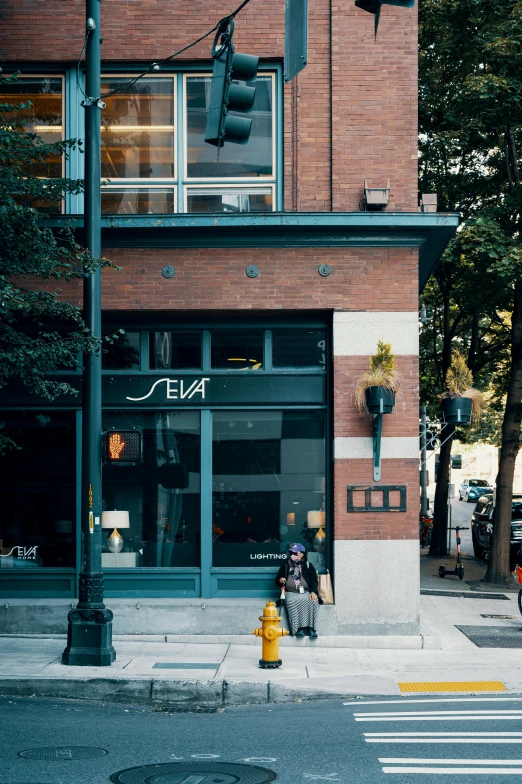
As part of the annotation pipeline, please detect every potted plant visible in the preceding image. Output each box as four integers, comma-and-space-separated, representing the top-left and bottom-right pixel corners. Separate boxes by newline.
355, 340, 400, 414
441, 350, 484, 425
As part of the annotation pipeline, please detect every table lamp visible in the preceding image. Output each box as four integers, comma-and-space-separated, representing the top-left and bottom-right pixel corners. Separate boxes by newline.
307, 510, 326, 553
102, 510, 130, 553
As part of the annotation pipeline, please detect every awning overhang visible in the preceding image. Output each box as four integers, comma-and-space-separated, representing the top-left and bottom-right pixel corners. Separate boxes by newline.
42, 211, 460, 292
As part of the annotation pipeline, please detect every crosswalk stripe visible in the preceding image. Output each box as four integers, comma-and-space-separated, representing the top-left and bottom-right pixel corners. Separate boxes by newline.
378, 759, 522, 765
367, 739, 522, 744
365, 733, 522, 736
356, 715, 522, 722
355, 710, 522, 717
381, 766, 522, 774
345, 698, 522, 706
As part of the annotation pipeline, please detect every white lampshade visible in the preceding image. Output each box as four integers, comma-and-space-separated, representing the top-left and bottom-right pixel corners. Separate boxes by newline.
102, 510, 130, 529
307, 510, 325, 528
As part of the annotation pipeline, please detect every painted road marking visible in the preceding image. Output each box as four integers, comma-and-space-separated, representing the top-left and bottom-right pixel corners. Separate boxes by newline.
381, 767, 522, 774
356, 715, 522, 722
355, 710, 522, 717
345, 698, 522, 706
379, 758, 522, 765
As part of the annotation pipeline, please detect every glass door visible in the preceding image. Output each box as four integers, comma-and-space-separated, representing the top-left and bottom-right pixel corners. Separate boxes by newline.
211, 410, 327, 586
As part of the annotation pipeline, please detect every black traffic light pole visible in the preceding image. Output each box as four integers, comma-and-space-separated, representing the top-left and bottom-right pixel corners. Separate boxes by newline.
62, 0, 116, 667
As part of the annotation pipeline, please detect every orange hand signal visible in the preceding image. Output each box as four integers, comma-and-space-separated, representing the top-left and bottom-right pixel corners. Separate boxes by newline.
109, 432, 126, 460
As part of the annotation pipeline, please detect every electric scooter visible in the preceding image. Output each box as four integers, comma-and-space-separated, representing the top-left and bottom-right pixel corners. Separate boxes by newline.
438, 525, 469, 580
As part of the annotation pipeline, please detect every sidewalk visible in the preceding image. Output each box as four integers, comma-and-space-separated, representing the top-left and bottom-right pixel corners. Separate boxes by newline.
2, 578, 522, 707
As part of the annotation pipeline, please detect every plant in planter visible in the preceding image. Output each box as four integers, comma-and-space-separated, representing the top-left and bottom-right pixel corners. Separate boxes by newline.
442, 350, 484, 426
355, 340, 400, 414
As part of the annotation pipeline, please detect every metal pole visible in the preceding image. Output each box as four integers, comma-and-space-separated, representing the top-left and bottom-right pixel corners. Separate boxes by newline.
62, 0, 115, 666
420, 405, 428, 517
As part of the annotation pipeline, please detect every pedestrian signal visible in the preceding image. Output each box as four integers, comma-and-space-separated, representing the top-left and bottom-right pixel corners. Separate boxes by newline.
105, 430, 141, 463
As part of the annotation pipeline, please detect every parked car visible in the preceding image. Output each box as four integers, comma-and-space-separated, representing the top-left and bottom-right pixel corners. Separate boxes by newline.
459, 478, 492, 502
471, 494, 522, 568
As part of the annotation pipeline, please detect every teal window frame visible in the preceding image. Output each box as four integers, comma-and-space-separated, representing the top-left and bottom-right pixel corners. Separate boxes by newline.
72, 63, 283, 214
0, 319, 331, 599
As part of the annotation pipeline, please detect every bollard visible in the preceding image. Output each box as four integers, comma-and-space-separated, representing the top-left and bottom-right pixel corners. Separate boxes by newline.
252, 600, 289, 669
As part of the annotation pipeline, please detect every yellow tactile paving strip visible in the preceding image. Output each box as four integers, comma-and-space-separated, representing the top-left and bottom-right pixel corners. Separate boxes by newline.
398, 681, 506, 693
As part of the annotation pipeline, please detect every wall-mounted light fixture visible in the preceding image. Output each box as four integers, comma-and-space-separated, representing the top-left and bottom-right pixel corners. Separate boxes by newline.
362, 178, 390, 211
420, 193, 437, 213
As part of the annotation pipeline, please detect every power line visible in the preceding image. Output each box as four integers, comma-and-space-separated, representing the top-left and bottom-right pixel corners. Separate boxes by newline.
77, 0, 255, 105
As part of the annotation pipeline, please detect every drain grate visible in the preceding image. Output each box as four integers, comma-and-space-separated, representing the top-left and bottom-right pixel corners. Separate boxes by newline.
154, 704, 221, 714
457, 625, 522, 648
110, 762, 276, 784
421, 589, 509, 600
19, 746, 108, 760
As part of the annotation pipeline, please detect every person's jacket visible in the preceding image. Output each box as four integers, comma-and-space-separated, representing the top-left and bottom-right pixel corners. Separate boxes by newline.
275, 559, 322, 602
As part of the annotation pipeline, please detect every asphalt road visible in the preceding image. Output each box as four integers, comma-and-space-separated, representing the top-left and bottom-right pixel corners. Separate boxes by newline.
4, 694, 522, 783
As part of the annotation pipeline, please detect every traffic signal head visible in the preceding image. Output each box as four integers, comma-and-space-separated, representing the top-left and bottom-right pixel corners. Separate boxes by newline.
205, 20, 259, 148
105, 430, 141, 463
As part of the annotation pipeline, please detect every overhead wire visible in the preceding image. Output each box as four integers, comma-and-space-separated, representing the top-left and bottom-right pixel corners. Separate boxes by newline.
77, 0, 255, 104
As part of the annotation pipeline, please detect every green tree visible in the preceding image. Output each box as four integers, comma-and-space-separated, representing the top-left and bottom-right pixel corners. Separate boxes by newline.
0, 70, 114, 452
419, 0, 521, 579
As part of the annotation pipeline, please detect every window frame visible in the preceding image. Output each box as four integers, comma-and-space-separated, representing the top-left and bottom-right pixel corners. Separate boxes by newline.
1, 73, 66, 213
99, 72, 178, 184
182, 71, 277, 185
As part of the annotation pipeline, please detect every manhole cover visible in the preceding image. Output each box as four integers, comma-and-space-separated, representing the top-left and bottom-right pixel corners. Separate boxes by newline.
19, 746, 108, 760
110, 762, 276, 784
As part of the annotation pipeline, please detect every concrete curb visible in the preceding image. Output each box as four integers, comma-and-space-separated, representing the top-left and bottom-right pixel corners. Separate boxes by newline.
0, 632, 441, 649
0, 676, 365, 707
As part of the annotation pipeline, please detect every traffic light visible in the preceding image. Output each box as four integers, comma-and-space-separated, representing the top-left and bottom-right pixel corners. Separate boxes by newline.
451, 455, 463, 470
105, 430, 142, 463
205, 18, 259, 148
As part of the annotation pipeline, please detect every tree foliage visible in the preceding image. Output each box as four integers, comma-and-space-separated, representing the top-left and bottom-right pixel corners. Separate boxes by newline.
0, 69, 115, 452
420, 0, 522, 580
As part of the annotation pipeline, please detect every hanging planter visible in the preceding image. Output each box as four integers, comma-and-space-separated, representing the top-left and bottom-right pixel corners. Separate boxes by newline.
365, 385, 395, 414
442, 396, 472, 425
441, 350, 485, 427
354, 341, 400, 480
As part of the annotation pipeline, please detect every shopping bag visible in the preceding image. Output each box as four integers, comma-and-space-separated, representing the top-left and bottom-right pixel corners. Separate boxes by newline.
318, 570, 334, 604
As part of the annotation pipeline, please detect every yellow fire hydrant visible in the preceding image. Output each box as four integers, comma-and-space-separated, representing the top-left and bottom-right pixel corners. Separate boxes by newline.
252, 600, 289, 669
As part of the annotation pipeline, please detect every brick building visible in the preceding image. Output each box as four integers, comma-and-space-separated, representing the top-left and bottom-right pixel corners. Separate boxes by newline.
0, 0, 457, 636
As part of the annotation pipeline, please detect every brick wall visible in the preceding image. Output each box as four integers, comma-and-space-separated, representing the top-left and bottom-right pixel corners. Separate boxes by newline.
334, 459, 419, 540
41, 246, 418, 311
1, 0, 418, 212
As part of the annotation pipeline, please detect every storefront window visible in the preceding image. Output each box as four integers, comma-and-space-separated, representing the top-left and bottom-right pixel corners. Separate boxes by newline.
212, 411, 326, 569
0, 412, 76, 568
102, 411, 201, 567
102, 331, 140, 370
211, 332, 264, 370
149, 331, 202, 370
272, 330, 327, 369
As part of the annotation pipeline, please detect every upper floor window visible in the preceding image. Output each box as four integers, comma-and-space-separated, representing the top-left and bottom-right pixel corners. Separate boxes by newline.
100, 71, 276, 215
3, 71, 278, 215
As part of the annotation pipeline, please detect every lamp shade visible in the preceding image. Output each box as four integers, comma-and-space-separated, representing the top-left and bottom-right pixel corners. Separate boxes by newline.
102, 510, 130, 529
307, 510, 326, 528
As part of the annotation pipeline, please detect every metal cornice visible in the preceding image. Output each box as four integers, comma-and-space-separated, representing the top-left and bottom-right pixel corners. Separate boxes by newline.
42, 211, 459, 291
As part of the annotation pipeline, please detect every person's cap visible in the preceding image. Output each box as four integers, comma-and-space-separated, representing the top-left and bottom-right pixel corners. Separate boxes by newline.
289, 543, 305, 553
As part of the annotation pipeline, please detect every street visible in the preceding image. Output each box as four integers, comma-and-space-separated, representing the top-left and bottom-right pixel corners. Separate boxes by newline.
5, 694, 522, 783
